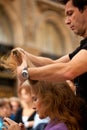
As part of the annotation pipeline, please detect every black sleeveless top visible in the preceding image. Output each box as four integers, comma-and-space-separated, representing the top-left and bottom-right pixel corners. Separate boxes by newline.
69, 37, 87, 103
14, 107, 36, 130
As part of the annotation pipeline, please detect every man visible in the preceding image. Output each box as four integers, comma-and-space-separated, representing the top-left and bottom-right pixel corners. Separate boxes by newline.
17, 0, 87, 103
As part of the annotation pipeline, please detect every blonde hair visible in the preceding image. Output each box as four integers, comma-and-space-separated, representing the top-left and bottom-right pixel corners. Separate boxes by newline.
18, 80, 32, 97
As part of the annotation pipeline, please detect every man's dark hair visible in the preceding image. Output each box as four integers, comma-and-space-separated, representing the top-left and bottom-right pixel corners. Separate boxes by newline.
58, 0, 87, 11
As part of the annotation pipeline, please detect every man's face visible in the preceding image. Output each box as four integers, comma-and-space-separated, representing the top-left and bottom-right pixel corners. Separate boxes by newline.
65, 0, 87, 37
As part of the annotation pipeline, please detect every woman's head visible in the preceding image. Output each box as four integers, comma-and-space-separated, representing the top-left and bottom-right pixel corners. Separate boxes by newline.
18, 81, 32, 104
31, 81, 83, 129
0, 98, 12, 117
9, 97, 21, 114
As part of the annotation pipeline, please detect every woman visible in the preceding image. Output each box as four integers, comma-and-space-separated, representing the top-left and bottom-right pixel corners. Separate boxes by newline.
14, 81, 36, 130
31, 81, 84, 130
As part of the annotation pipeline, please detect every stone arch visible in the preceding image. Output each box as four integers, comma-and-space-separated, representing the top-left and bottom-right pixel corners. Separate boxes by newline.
34, 10, 74, 55
0, 1, 24, 47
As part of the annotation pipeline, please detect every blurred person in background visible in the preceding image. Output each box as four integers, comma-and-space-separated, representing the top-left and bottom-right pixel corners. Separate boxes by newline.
14, 81, 36, 130
0, 98, 7, 118
9, 96, 21, 116
0, 98, 15, 120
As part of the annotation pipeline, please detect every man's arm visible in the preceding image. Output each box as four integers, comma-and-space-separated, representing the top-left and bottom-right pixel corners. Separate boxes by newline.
16, 48, 70, 85
28, 50, 87, 82
17, 48, 70, 66
25, 52, 70, 66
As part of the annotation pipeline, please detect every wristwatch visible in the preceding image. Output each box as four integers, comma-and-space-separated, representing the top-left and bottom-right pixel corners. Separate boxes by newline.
22, 67, 29, 79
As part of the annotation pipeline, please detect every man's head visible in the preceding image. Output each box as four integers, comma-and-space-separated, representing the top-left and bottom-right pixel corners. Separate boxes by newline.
58, 0, 87, 37
58, 0, 87, 11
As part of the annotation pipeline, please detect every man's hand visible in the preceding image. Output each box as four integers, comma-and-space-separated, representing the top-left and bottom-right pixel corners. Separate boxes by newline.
15, 49, 28, 86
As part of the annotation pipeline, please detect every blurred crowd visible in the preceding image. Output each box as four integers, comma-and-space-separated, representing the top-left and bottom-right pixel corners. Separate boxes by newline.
0, 81, 50, 130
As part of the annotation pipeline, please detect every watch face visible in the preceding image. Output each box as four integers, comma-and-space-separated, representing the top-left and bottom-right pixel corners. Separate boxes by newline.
22, 69, 28, 79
